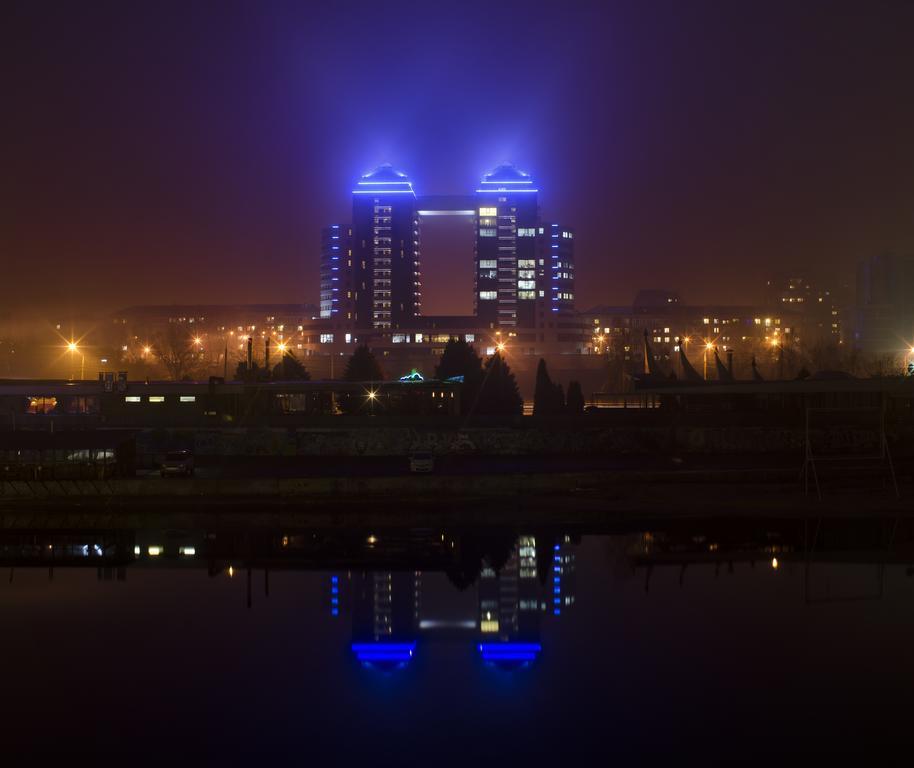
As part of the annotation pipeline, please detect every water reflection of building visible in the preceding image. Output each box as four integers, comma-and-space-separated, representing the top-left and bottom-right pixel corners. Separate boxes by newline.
349, 570, 421, 666
552, 536, 577, 616
478, 535, 540, 641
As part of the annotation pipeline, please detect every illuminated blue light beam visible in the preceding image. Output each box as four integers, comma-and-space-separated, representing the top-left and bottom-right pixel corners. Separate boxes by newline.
478, 643, 541, 653
351, 643, 416, 652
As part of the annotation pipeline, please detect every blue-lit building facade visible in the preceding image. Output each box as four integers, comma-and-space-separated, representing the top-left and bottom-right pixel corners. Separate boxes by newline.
474, 165, 541, 329
323, 163, 574, 333
350, 165, 421, 330
319, 225, 350, 319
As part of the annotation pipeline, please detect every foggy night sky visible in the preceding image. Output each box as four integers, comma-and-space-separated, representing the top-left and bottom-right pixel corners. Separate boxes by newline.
2, 0, 914, 317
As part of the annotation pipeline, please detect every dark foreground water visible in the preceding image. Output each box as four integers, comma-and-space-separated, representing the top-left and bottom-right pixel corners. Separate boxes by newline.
1, 516, 913, 760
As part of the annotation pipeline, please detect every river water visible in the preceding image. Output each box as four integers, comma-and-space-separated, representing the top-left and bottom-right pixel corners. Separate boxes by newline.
1, 517, 912, 759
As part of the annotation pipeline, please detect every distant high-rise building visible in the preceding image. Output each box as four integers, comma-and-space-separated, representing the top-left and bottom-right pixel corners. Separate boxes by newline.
855, 252, 914, 354
319, 225, 350, 319
474, 165, 539, 329
765, 275, 843, 346
535, 223, 575, 322
320, 162, 574, 333
351, 164, 421, 330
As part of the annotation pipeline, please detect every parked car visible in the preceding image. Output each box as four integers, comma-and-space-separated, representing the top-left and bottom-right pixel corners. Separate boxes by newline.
161, 450, 194, 477
409, 451, 434, 473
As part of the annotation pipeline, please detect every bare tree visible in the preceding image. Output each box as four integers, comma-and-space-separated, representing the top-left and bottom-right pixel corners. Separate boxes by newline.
862, 352, 902, 378
152, 324, 202, 381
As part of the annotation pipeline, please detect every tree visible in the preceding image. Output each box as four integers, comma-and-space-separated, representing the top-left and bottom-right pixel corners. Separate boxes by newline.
272, 353, 311, 381
474, 351, 523, 416
344, 344, 384, 382
152, 325, 203, 381
566, 380, 585, 414
435, 338, 484, 416
435, 338, 482, 380
234, 360, 268, 382
534, 358, 566, 415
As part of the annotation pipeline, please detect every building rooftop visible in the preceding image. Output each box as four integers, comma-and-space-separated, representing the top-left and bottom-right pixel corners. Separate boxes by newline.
354, 163, 415, 195
360, 163, 410, 182
481, 163, 532, 183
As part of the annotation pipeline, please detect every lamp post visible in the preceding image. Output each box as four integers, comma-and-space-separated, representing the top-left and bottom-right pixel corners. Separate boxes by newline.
277, 341, 288, 378
703, 341, 714, 381
67, 341, 85, 380
771, 338, 783, 379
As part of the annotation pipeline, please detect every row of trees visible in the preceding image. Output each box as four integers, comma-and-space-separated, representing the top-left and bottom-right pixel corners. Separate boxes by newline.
533, 359, 585, 415
147, 330, 588, 418
434, 338, 522, 416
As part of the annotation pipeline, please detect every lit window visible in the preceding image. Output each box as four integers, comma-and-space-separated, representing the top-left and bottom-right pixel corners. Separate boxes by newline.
392, 334, 406, 343
518, 259, 535, 268
479, 228, 496, 237
479, 291, 497, 300
518, 280, 535, 290
538, 290, 545, 298
464, 334, 475, 342
320, 333, 334, 343
125, 396, 141, 403
149, 396, 165, 403
179, 396, 196, 403
518, 290, 536, 300
479, 259, 497, 269
478, 207, 497, 216
345, 333, 352, 343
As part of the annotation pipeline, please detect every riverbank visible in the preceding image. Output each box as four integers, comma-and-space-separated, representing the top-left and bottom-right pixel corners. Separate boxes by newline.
0, 465, 908, 523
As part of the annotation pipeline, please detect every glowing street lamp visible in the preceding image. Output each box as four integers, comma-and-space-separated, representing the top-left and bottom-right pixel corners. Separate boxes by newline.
496, 342, 506, 353
66, 340, 85, 380
703, 340, 714, 380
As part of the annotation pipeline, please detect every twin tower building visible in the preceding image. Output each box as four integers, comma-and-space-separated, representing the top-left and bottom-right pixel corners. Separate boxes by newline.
320, 163, 575, 332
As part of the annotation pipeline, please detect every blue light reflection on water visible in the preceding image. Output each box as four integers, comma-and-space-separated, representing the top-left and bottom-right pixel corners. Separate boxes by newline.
2, 533, 914, 759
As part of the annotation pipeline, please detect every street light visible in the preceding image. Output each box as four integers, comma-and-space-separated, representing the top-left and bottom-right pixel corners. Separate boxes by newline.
67, 341, 85, 380
496, 342, 506, 353
703, 340, 714, 380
